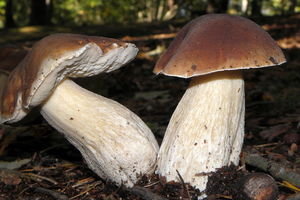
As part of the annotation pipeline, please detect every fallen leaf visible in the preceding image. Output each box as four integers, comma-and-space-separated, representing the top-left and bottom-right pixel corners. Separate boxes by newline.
0, 169, 22, 185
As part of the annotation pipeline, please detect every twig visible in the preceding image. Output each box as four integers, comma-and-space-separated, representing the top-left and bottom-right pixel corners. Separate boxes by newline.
71, 177, 95, 188
243, 150, 300, 188
144, 180, 160, 188
69, 181, 101, 200
206, 194, 232, 199
20, 162, 77, 172
121, 33, 176, 42
22, 172, 58, 185
253, 142, 280, 148
279, 181, 300, 192
125, 186, 169, 200
34, 187, 69, 200
176, 169, 191, 200
18, 186, 31, 195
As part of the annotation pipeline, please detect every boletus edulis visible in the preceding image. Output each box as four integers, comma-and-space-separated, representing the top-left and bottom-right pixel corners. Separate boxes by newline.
154, 14, 286, 193
0, 33, 159, 187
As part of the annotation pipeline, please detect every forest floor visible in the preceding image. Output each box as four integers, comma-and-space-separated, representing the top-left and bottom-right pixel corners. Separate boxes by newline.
0, 14, 299, 200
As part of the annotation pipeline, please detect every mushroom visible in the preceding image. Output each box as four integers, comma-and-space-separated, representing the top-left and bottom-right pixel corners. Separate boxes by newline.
0, 33, 159, 187
154, 14, 286, 192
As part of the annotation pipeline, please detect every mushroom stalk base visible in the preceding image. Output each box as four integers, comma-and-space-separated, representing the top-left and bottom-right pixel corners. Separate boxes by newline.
157, 71, 245, 192
41, 79, 159, 187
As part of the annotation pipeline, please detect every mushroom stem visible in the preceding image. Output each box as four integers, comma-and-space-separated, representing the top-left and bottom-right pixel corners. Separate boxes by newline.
157, 71, 245, 192
41, 79, 159, 187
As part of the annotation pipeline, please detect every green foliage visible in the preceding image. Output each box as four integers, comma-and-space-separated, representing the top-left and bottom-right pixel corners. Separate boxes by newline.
263, 0, 295, 15
0, 0, 299, 28
0, 0, 5, 27
51, 0, 143, 25
12, 0, 30, 26
99, 0, 141, 23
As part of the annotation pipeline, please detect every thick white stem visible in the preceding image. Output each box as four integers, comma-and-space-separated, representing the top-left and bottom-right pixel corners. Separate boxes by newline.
157, 71, 245, 192
41, 79, 159, 187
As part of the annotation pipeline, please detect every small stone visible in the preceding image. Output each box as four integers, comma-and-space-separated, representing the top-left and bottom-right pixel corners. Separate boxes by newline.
239, 173, 278, 200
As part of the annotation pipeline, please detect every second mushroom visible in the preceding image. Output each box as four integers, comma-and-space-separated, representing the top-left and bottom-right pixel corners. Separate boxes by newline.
0, 33, 159, 187
154, 14, 286, 192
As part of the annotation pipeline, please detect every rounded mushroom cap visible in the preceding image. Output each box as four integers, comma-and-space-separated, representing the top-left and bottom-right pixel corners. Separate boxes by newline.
154, 14, 286, 78
0, 33, 138, 124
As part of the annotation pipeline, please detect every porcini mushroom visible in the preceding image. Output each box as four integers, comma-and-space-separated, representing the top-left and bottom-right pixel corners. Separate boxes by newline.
0, 33, 159, 187
154, 14, 286, 192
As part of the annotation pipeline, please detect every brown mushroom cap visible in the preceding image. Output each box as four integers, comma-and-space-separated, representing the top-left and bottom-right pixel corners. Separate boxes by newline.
0, 33, 138, 123
154, 14, 286, 78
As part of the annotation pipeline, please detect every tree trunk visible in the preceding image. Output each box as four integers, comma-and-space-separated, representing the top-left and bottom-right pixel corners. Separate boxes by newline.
251, 0, 262, 17
207, 0, 229, 13
30, 0, 52, 25
162, 0, 178, 20
143, 0, 177, 22
5, 0, 15, 28
241, 0, 249, 15
288, 0, 297, 14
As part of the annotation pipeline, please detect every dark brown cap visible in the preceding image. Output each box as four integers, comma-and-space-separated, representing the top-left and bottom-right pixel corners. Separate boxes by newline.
154, 14, 286, 78
0, 33, 138, 123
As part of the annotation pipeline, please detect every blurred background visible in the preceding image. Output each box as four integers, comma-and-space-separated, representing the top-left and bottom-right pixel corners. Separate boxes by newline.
0, 0, 298, 49
0, 0, 299, 28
